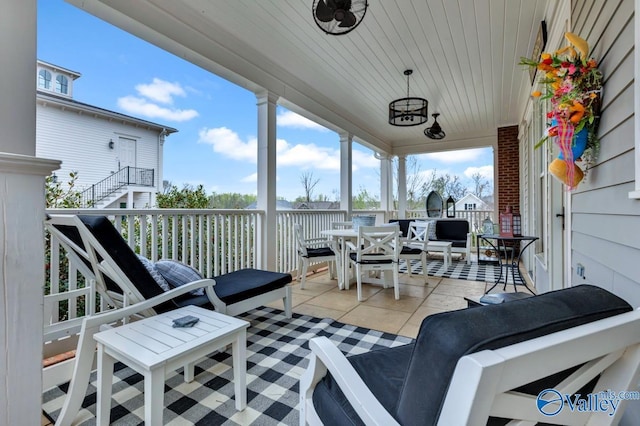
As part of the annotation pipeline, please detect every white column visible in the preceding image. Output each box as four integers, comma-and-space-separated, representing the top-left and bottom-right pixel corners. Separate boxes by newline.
397, 155, 407, 219
256, 91, 279, 270
339, 132, 353, 217
0, 2, 61, 424
154, 131, 165, 207
2, 1, 36, 157
379, 154, 393, 215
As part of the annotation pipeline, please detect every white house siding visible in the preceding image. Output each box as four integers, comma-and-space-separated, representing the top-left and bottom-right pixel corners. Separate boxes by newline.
35, 99, 162, 200
570, 0, 640, 305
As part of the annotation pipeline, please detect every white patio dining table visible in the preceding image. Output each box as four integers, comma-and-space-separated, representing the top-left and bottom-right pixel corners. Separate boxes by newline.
320, 228, 358, 290
321, 227, 404, 290
322, 226, 443, 290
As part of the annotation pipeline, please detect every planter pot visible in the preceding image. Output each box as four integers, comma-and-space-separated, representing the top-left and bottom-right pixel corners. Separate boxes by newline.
558, 128, 588, 160
550, 128, 588, 188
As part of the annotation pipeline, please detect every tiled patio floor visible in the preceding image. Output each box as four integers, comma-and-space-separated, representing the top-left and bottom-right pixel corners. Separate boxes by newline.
267, 268, 535, 339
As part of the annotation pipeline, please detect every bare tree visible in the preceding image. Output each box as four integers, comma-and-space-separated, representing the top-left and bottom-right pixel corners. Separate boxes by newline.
395, 156, 435, 210
430, 174, 467, 200
300, 171, 320, 203
470, 172, 490, 198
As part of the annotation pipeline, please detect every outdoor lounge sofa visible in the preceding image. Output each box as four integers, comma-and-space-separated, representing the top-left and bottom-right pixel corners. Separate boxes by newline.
300, 285, 640, 425
389, 218, 472, 264
46, 214, 292, 317
44, 214, 292, 425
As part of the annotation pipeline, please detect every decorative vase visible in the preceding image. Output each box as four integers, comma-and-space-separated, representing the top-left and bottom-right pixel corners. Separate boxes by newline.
549, 127, 588, 188
558, 128, 588, 160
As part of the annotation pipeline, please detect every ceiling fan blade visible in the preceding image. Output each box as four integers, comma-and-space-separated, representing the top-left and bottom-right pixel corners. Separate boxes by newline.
339, 10, 357, 27
315, 0, 335, 22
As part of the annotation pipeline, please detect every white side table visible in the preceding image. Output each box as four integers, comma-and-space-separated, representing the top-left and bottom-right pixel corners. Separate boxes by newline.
93, 306, 249, 426
427, 241, 453, 269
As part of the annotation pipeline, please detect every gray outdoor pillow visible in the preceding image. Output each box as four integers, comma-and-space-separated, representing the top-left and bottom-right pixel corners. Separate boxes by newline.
155, 259, 205, 296
136, 254, 171, 292
420, 220, 437, 240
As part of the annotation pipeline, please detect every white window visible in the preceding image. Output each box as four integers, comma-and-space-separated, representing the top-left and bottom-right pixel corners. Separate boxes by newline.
38, 69, 51, 89
55, 75, 68, 94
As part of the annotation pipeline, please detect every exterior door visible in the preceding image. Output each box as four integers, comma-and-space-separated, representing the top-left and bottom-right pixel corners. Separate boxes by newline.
119, 137, 136, 170
532, 2, 571, 293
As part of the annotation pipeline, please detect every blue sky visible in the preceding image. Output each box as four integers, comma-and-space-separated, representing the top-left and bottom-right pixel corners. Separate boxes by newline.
37, 0, 494, 202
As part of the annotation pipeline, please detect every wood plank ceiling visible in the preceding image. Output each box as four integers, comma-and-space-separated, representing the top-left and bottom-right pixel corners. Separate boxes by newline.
67, 0, 548, 155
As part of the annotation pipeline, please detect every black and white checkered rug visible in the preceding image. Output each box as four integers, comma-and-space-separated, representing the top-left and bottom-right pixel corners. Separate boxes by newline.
399, 258, 524, 284
42, 307, 413, 425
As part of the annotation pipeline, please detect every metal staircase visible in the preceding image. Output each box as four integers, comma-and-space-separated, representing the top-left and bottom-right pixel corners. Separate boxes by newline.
80, 167, 154, 207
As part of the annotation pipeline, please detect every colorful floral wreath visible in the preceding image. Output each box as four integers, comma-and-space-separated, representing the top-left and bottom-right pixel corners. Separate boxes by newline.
520, 32, 603, 189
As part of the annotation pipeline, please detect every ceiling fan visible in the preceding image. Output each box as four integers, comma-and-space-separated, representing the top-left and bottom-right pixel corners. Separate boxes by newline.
312, 0, 368, 35
424, 113, 446, 140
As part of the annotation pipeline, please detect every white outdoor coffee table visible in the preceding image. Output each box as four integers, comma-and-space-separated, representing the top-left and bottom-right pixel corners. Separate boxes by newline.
427, 241, 453, 269
93, 305, 249, 426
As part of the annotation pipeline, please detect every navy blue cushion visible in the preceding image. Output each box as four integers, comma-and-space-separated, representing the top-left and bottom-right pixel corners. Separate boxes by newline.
396, 285, 632, 425
173, 268, 292, 307
75, 215, 167, 302
400, 246, 422, 255
388, 219, 412, 238
306, 247, 335, 258
313, 344, 414, 425
445, 239, 467, 248
434, 219, 469, 241
311, 285, 632, 426
69, 216, 291, 313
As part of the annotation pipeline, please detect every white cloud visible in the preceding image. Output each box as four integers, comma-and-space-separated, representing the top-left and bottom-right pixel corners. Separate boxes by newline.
117, 78, 199, 122
420, 148, 486, 164
198, 126, 380, 172
135, 78, 186, 104
241, 173, 257, 183
198, 127, 257, 162
464, 165, 494, 180
277, 140, 340, 169
277, 111, 328, 131
117, 96, 198, 122
353, 150, 380, 169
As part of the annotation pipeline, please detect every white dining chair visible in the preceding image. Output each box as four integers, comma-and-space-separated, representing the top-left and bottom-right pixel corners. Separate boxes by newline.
294, 224, 342, 289
346, 225, 400, 301
398, 221, 430, 283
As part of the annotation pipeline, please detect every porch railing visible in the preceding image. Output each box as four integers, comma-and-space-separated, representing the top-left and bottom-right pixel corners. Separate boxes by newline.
79, 166, 154, 207
43, 207, 492, 339
44, 208, 352, 327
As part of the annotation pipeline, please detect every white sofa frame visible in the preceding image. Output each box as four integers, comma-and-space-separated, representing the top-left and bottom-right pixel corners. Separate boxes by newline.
300, 308, 640, 425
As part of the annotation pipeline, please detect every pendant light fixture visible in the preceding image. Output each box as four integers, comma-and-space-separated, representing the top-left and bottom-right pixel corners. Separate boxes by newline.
388, 69, 428, 126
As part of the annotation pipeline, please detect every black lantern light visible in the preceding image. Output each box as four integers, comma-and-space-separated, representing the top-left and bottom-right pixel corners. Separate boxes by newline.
388, 70, 428, 126
446, 196, 456, 218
